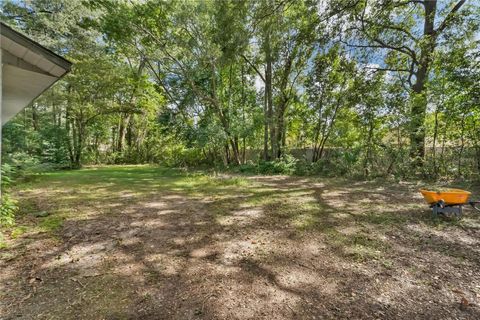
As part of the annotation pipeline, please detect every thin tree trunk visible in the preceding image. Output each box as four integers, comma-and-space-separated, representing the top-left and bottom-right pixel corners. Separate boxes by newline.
363, 113, 375, 178
457, 112, 466, 177
242, 137, 246, 164
432, 104, 440, 176
317, 102, 341, 160
440, 117, 448, 175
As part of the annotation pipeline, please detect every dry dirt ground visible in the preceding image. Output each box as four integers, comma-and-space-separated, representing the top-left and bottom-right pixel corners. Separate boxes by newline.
1, 165, 480, 320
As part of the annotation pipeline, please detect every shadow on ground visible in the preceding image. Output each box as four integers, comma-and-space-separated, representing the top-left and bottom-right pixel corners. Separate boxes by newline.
1, 166, 480, 319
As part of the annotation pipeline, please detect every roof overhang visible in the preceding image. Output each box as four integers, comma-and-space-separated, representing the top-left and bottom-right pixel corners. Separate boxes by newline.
1, 22, 72, 125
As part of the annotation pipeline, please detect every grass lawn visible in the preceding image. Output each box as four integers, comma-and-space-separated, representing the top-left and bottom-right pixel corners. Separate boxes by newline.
1, 165, 480, 319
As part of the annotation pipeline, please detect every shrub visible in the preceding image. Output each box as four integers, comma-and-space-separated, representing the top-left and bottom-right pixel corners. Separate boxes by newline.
258, 154, 299, 175
1, 164, 18, 226
1, 194, 17, 226
294, 158, 313, 176
236, 162, 258, 174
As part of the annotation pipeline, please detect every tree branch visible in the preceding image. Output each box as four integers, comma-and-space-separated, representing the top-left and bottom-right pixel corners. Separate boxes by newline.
364, 66, 411, 73
362, 19, 417, 42
339, 38, 417, 63
435, 0, 467, 35
241, 54, 265, 83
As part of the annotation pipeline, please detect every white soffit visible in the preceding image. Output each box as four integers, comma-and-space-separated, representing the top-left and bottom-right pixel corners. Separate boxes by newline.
1, 34, 68, 77
1, 22, 72, 125
2, 64, 57, 124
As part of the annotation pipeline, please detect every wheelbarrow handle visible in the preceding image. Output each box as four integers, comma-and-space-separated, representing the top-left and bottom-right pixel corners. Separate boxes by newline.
469, 201, 480, 212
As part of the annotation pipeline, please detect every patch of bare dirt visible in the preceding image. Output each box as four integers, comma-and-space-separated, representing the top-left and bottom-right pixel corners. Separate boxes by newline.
1, 174, 480, 319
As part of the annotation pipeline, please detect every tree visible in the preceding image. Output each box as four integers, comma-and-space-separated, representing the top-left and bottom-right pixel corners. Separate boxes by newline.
339, 0, 478, 167
306, 45, 357, 162
2, 0, 479, 179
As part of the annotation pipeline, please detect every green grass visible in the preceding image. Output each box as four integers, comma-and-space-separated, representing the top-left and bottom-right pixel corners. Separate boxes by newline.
4, 165, 480, 320
39, 216, 64, 233
10, 226, 28, 239
325, 229, 391, 262
6, 164, 478, 265
0, 232, 7, 249
8, 166, 260, 237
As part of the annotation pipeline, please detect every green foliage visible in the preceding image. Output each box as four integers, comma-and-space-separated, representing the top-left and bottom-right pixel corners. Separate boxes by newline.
1, 0, 479, 181
0, 194, 18, 227
10, 226, 28, 239
258, 154, 299, 175
1, 164, 18, 226
234, 154, 299, 175
39, 216, 64, 233
0, 232, 7, 249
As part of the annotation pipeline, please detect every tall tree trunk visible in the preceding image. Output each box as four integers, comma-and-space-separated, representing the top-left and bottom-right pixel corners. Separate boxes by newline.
31, 103, 39, 131
312, 107, 323, 163
474, 120, 480, 174
241, 63, 247, 165
72, 118, 78, 165
73, 118, 85, 169
476, 146, 480, 174
273, 44, 297, 159
111, 126, 117, 153
94, 134, 100, 164
65, 106, 74, 166
275, 101, 287, 158
409, 0, 436, 165
231, 137, 241, 165
265, 31, 274, 161
126, 117, 133, 149
224, 143, 230, 165
117, 114, 131, 154
242, 137, 246, 164
117, 116, 124, 153
263, 87, 269, 161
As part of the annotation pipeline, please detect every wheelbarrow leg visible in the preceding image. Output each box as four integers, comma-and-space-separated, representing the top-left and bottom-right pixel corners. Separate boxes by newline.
431, 201, 463, 219
432, 202, 439, 218
432, 200, 445, 218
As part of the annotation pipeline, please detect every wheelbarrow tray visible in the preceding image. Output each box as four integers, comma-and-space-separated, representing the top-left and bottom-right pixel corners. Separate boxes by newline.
420, 189, 471, 206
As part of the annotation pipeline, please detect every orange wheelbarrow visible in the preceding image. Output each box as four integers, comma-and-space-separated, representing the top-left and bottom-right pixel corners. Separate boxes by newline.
419, 189, 480, 218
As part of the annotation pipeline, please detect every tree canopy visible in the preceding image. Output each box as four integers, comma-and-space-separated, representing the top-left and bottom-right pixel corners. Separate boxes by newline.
1, 0, 479, 179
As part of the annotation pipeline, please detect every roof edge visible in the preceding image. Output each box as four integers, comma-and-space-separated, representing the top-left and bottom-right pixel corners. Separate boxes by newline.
1, 21, 72, 72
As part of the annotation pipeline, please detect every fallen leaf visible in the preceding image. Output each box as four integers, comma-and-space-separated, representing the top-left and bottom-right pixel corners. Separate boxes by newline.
28, 277, 42, 284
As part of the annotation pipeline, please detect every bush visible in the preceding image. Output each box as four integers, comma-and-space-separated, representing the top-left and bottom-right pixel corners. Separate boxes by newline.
1, 164, 18, 226
1, 194, 17, 226
294, 158, 313, 176
236, 162, 258, 174
258, 154, 299, 175
6, 151, 40, 172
